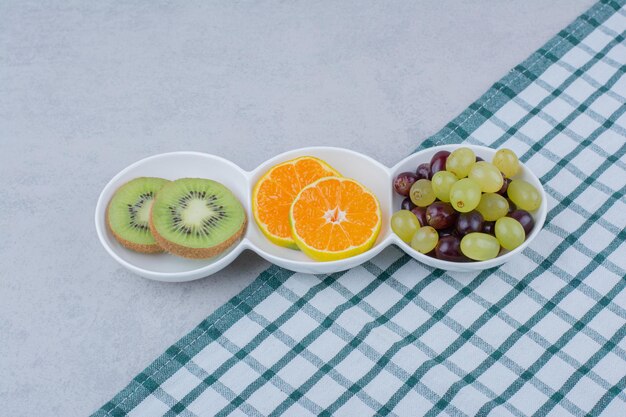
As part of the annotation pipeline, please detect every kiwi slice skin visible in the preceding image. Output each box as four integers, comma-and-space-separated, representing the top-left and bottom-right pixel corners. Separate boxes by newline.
149, 178, 247, 259
106, 177, 170, 253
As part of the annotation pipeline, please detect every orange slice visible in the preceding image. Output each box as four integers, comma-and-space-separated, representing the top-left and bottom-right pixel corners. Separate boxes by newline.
252, 156, 340, 249
289, 177, 381, 261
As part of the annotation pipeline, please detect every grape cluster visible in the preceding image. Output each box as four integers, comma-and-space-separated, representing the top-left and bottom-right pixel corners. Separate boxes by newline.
392, 148, 540, 262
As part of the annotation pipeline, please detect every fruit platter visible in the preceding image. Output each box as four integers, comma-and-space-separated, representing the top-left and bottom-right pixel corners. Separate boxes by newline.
95, 146, 547, 282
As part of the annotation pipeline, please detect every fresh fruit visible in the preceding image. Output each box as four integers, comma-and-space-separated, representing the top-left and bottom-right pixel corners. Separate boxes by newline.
460, 233, 500, 261
150, 178, 246, 259
506, 198, 517, 214
106, 177, 170, 253
426, 202, 458, 230
468, 161, 504, 193
508, 179, 542, 211
496, 177, 511, 196
508, 209, 535, 235
430, 151, 451, 177
495, 217, 526, 251
410, 226, 439, 254
449, 178, 481, 213
431, 171, 458, 202
410, 206, 428, 227
482, 221, 495, 235
438, 228, 458, 238
476, 193, 509, 221
391, 147, 539, 263
436, 236, 468, 262
290, 177, 381, 261
401, 197, 416, 211
493, 148, 520, 178
409, 179, 436, 207
393, 172, 418, 196
391, 210, 421, 243
253, 156, 339, 249
416, 163, 431, 180
446, 147, 475, 178
456, 211, 484, 236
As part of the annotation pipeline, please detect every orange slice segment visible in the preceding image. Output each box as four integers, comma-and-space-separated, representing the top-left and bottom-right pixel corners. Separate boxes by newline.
290, 177, 382, 261
252, 156, 340, 249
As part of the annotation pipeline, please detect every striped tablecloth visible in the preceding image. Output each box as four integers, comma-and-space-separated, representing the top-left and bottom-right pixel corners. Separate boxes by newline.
95, 1, 626, 416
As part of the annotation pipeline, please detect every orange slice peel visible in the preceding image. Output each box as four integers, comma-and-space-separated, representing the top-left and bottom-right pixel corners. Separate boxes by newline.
252, 156, 340, 249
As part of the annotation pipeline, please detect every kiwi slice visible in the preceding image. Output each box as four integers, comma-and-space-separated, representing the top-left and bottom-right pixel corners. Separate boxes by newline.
106, 177, 170, 253
150, 178, 247, 259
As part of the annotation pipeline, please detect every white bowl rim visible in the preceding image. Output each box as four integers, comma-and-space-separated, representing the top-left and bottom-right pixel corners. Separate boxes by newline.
95, 145, 548, 280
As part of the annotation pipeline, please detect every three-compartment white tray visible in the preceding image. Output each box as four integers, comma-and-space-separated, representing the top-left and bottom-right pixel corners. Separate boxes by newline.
95, 146, 547, 282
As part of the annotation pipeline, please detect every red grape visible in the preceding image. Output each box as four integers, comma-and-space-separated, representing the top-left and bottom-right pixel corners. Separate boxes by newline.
394, 172, 418, 196
410, 206, 428, 227
482, 221, 495, 235
416, 163, 431, 180
438, 228, 458, 238
430, 151, 450, 177
435, 236, 470, 262
506, 198, 517, 214
426, 202, 458, 230
401, 197, 416, 211
508, 209, 534, 235
456, 210, 484, 236
497, 177, 511, 196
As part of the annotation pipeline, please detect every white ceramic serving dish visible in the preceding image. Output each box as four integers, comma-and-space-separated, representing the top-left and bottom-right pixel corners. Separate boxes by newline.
95, 146, 547, 282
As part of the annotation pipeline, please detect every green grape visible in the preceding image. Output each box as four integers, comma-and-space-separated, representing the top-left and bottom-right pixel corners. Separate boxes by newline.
460, 232, 500, 261
476, 193, 509, 221
391, 210, 420, 243
507, 179, 542, 211
446, 147, 476, 178
492, 148, 520, 178
495, 217, 526, 251
449, 178, 481, 213
431, 171, 458, 202
468, 161, 504, 193
410, 226, 439, 254
409, 179, 436, 207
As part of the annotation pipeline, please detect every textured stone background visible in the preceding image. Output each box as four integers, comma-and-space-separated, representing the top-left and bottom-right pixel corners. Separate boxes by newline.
0, 1, 595, 415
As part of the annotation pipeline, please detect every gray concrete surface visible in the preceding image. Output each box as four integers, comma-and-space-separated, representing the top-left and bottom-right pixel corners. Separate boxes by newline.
0, 1, 596, 415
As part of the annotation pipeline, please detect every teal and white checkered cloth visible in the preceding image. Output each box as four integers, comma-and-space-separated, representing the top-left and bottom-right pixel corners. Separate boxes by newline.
95, 1, 626, 416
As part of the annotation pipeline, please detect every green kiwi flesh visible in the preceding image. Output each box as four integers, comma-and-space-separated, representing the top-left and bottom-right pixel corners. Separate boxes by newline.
150, 178, 246, 259
106, 177, 170, 253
